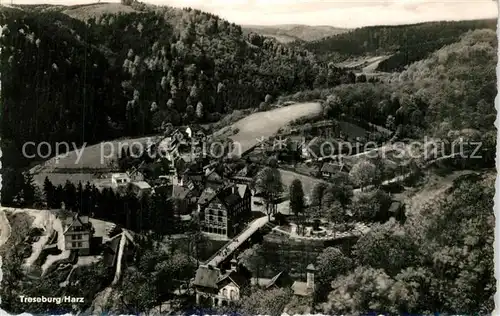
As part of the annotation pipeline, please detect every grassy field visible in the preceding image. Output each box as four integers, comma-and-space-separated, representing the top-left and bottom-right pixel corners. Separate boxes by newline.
62, 3, 138, 21
29, 136, 156, 175
230, 102, 322, 156
279, 168, 327, 197
29, 102, 322, 188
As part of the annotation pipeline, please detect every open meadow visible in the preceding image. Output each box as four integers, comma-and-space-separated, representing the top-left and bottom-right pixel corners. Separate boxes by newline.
229, 102, 322, 156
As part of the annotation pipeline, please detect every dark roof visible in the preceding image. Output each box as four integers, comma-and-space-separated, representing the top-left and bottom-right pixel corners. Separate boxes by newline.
103, 235, 121, 267
198, 187, 218, 205
321, 163, 341, 173
236, 184, 249, 199
172, 185, 191, 200
63, 214, 92, 233
236, 166, 248, 177
217, 270, 248, 288
223, 193, 241, 207
266, 271, 284, 289
206, 169, 222, 182
193, 266, 220, 289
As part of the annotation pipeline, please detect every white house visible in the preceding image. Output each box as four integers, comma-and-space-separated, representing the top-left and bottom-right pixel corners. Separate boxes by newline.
111, 173, 131, 188
185, 126, 193, 139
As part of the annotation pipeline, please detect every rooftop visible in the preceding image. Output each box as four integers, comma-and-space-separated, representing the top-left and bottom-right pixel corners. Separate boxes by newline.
132, 181, 152, 190
111, 173, 129, 179
321, 163, 341, 173
236, 184, 249, 199
193, 265, 221, 289
63, 214, 92, 233
172, 185, 191, 200
291, 281, 313, 297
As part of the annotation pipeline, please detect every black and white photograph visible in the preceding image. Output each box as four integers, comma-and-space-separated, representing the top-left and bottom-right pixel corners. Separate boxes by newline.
0, 0, 497, 315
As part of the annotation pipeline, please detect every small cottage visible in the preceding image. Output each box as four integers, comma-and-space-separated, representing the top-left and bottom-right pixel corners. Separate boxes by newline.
193, 260, 250, 307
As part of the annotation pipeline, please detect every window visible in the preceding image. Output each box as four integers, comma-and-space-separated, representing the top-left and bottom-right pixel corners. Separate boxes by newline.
222, 288, 228, 297
77, 242, 82, 248
71, 242, 76, 248
230, 289, 237, 300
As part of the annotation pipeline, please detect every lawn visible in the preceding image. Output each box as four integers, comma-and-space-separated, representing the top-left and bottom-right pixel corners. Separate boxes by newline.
279, 168, 327, 198
29, 136, 155, 174
229, 102, 322, 156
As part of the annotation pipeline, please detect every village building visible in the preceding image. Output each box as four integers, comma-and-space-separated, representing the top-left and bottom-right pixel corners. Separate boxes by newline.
291, 264, 316, 297
111, 173, 131, 188
197, 184, 251, 238
131, 181, 153, 197
63, 214, 94, 256
320, 161, 347, 178
172, 185, 197, 216
193, 260, 250, 307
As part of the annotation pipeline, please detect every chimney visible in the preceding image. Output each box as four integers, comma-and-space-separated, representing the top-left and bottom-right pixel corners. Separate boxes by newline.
306, 263, 315, 289
230, 259, 238, 272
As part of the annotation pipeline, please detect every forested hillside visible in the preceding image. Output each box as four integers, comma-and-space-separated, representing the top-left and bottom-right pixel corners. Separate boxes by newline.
302, 19, 496, 71
0, 5, 349, 168
286, 28, 497, 145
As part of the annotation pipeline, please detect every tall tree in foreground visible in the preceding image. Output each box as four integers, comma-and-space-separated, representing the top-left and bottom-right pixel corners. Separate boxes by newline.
289, 179, 305, 218
315, 247, 352, 302
255, 166, 283, 221
349, 160, 377, 191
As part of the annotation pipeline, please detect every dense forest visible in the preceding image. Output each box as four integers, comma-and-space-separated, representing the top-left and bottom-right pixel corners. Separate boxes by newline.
301, 19, 496, 71
0, 5, 350, 168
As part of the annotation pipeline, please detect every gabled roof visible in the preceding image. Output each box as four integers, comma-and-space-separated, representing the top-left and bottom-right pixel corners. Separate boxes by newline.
132, 181, 151, 190
63, 214, 92, 234
217, 270, 248, 288
172, 185, 191, 200
321, 163, 342, 173
266, 271, 284, 289
193, 266, 220, 289
198, 187, 218, 205
206, 169, 222, 182
223, 193, 241, 207
236, 166, 248, 177
236, 184, 250, 199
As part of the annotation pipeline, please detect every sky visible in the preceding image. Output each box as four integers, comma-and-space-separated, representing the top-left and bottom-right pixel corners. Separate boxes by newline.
8, 0, 499, 28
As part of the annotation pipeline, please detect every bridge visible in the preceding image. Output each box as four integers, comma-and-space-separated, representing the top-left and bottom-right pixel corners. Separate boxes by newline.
204, 215, 269, 267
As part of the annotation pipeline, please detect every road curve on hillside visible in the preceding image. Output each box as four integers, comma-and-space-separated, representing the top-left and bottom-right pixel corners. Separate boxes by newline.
229, 102, 322, 157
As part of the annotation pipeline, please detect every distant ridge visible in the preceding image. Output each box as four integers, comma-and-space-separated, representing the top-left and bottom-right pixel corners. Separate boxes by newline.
242, 24, 350, 43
